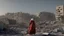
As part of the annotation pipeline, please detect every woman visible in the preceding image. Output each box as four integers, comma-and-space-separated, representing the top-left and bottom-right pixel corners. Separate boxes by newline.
28, 18, 36, 35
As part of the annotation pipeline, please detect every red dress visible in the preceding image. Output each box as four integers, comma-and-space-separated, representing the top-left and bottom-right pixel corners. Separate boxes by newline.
28, 20, 36, 34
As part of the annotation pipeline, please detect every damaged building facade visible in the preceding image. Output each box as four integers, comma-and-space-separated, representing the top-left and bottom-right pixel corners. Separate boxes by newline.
56, 5, 64, 23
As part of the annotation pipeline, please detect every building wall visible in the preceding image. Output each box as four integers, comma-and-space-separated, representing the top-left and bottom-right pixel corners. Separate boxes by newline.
56, 5, 64, 23
56, 5, 64, 16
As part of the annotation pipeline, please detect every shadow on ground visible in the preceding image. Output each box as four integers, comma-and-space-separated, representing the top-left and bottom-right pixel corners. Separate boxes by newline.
0, 29, 19, 35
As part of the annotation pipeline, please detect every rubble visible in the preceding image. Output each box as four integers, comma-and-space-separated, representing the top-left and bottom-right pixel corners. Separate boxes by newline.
0, 12, 64, 36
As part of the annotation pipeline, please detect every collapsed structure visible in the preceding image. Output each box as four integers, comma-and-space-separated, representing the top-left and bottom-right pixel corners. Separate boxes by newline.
56, 5, 64, 23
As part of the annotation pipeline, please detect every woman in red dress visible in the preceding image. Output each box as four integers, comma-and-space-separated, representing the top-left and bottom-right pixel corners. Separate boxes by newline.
28, 18, 36, 35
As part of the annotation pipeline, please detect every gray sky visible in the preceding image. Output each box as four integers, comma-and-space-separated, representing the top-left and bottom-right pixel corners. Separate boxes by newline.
0, 0, 64, 15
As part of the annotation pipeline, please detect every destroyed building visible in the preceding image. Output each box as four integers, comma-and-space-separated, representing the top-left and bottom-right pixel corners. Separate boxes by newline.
56, 5, 64, 23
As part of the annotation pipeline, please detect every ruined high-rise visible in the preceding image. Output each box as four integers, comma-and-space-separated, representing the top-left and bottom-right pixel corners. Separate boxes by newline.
56, 5, 64, 23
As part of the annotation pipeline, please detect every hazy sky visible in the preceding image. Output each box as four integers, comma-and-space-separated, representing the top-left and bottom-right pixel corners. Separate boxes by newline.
0, 0, 64, 15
